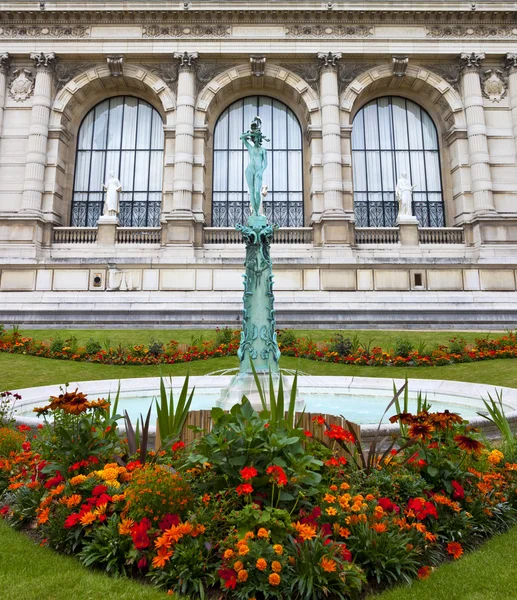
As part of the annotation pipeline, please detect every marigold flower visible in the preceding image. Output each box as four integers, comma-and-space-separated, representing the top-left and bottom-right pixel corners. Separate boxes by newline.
224, 549, 235, 560
257, 527, 269, 539
69, 474, 87, 486
273, 544, 283, 555
320, 557, 337, 572
447, 541, 464, 560
487, 449, 504, 465
233, 560, 244, 572
418, 566, 432, 580
256, 558, 267, 571
271, 561, 282, 573
237, 569, 248, 582
323, 493, 336, 504
326, 507, 337, 516
269, 573, 281, 586
238, 545, 250, 556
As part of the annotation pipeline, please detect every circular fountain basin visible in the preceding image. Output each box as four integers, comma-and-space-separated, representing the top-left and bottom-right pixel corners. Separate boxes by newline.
12, 375, 517, 438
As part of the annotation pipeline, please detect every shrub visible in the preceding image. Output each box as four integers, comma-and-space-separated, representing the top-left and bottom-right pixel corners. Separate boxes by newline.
85, 338, 102, 354
49, 337, 64, 353
277, 329, 296, 348
329, 334, 353, 357
148, 339, 164, 357
215, 326, 234, 346
448, 337, 466, 354
124, 464, 193, 522
394, 338, 414, 358
0, 427, 24, 457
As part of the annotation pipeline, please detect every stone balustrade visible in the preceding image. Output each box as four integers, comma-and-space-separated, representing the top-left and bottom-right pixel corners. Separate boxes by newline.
116, 228, 162, 244
52, 227, 97, 244
419, 228, 465, 245
354, 227, 399, 244
203, 227, 313, 245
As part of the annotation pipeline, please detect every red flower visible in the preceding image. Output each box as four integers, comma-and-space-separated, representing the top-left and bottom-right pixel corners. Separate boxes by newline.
266, 465, 288, 487
131, 518, 151, 550
92, 485, 108, 496
378, 497, 399, 513
21, 442, 31, 452
303, 430, 313, 438
418, 566, 432, 580
159, 514, 180, 531
341, 545, 353, 562
239, 466, 258, 481
451, 480, 465, 500
64, 514, 80, 528
44, 473, 64, 489
37, 424, 44, 430
325, 424, 355, 443
236, 483, 254, 496
125, 460, 141, 472
407, 498, 438, 520
312, 415, 325, 425
137, 556, 148, 570
446, 541, 464, 560
218, 568, 237, 590
171, 441, 186, 452
0, 506, 10, 517
17, 424, 31, 433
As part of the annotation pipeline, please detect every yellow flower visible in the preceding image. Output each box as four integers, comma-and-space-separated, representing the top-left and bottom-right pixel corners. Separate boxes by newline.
487, 449, 504, 465
269, 573, 281, 586
271, 561, 282, 573
69, 474, 87, 486
273, 544, 283, 555
326, 507, 337, 516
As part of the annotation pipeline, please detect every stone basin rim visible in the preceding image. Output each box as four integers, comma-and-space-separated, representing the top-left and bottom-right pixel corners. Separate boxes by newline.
11, 376, 517, 434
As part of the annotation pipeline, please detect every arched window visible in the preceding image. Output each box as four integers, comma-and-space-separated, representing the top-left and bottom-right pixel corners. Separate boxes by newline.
212, 96, 303, 227
352, 97, 445, 228
71, 96, 164, 227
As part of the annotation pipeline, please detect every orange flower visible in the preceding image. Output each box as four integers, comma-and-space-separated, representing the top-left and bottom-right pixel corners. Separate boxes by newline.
320, 557, 337, 572
37, 507, 50, 525
326, 507, 337, 516
118, 518, 135, 536
237, 569, 248, 582
224, 549, 234, 560
454, 435, 485, 454
269, 573, 281, 586
65, 494, 82, 508
292, 521, 317, 541
256, 558, 267, 571
152, 545, 173, 568
233, 560, 244, 572
238, 544, 250, 556
70, 475, 87, 486
257, 528, 269, 539
340, 482, 350, 490
446, 541, 464, 560
408, 423, 435, 441
339, 527, 351, 538
79, 511, 96, 526
371, 523, 388, 533
271, 561, 282, 573
323, 493, 336, 504
418, 566, 432, 580
273, 544, 283, 555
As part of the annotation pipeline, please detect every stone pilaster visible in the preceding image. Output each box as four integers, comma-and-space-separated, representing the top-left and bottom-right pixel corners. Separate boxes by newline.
459, 52, 495, 215
505, 54, 517, 164
21, 52, 56, 214
0, 53, 10, 139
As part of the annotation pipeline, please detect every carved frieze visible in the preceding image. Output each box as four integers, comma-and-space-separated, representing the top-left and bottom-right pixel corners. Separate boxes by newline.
481, 69, 507, 103
337, 63, 375, 96
278, 62, 320, 95
287, 25, 372, 38
422, 63, 461, 92
9, 69, 34, 102
55, 62, 95, 91
427, 26, 517, 39
143, 25, 229, 38
0, 26, 89, 38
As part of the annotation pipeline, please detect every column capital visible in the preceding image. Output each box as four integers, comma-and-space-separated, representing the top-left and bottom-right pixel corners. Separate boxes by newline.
459, 52, 485, 75
505, 53, 517, 74
174, 51, 199, 72
318, 52, 342, 71
0, 52, 10, 75
30, 51, 57, 72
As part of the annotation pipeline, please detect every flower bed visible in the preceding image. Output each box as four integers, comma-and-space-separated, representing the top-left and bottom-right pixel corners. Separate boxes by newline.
2, 326, 517, 370
1, 387, 517, 599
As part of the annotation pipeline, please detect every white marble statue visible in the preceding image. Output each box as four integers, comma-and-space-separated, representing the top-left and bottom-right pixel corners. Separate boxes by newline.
395, 172, 416, 218
102, 171, 122, 217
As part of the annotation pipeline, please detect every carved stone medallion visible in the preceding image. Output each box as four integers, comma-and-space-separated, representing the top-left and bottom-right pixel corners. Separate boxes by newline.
9, 69, 34, 102
481, 69, 507, 103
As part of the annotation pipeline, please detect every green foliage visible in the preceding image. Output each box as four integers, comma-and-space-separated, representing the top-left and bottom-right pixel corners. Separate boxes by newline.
49, 337, 64, 353
448, 337, 467, 355
0, 391, 18, 428
215, 327, 235, 346
329, 334, 353, 357
228, 505, 292, 542
148, 339, 164, 357
155, 375, 194, 448
85, 338, 102, 354
277, 329, 297, 348
395, 338, 414, 358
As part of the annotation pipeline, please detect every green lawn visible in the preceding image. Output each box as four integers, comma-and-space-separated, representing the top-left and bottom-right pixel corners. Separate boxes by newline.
0, 520, 171, 600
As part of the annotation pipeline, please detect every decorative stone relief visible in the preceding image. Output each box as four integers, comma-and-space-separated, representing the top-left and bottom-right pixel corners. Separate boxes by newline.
196, 62, 233, 89
318, 51, 341, 69
31, 51, 57, 71
504, 53, 517, 74
143, 25, 229, 38
0, 26, 89, 38
142, 62, 179, 86
107, 56, 124, 77
481, 69, 507, 103
337, 63, 375, 96
422, 63, 461, 92
392, 56, 408, 77
286, 25, 372, 38
427, 25, 517, 39
174, 51, 198, 71
0, 52, 10, 74
459, 52, 485, 74
250, 55, 266, 77
277, 62, 319, 95
55, 62, 95, 91
9, 69, 34, 102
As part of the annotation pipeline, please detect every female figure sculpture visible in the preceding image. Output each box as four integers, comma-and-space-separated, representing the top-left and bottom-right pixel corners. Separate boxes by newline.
240, 117, 269, 218
102, 171, 122, 217
395, 171, 417, 218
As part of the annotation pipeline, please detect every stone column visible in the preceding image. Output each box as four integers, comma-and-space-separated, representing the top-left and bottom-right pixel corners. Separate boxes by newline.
505, 53, 517, 163
318, 51, 344, 216
459, 52, 495, 215
0, 53, 10, 139
21, 52, 56, 214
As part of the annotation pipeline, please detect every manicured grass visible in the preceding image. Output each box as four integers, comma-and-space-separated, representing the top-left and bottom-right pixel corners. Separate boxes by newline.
2, 352, 517, 392
12, 327, 503, 351
369, 526, 517, 600
0, 520, 170, 600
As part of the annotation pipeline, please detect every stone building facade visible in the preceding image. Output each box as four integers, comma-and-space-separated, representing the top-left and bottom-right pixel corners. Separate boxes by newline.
0, 0, 517, 328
